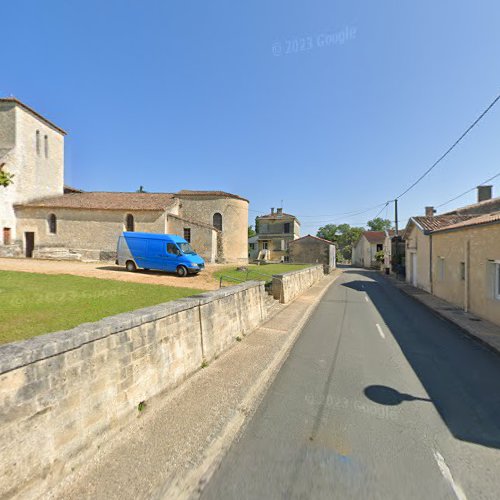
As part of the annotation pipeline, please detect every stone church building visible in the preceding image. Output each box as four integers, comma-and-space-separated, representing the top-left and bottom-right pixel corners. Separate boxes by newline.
0, 98, 248, 263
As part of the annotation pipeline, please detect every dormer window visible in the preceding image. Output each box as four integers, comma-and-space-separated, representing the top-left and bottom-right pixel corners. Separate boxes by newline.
36, 131, 40, 155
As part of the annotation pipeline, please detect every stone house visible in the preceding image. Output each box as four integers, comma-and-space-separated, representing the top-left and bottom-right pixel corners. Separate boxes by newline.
430, 212, 500, 327
0, 98, 249, 263
404, 186, 499, 290
352, 231, 388, 268
255, 208, 300, 262
288, 234, 336, 273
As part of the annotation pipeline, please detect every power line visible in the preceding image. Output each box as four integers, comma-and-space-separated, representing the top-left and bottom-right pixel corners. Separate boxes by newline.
395, 92, 500, 200
435, 171, 500, 209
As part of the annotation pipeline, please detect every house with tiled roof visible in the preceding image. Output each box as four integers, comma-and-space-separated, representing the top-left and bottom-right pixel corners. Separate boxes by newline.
404, 186, 500, 299
429, 210, 500, 327
352, 230, 394, 269
254, 208, 300, 262
288, 234, 336, 273
0, 98, 249, 263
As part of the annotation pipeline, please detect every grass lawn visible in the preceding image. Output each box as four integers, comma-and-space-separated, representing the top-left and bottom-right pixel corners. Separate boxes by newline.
0, 271, 202, 345
214, 263, 311, 285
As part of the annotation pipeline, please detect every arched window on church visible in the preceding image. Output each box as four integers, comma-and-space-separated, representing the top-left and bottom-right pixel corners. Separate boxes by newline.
125, 214, 135, 232
36, 131, 40, 155
213, 213, 222, 231
44, 135, 49, 158
48, 214, 57, 234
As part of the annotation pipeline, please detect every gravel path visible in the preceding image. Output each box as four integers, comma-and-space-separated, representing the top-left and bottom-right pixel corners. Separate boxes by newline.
0, 258, 221, 290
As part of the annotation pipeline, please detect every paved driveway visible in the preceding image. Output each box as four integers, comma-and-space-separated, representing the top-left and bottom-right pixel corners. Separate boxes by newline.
0, 258, 220, 290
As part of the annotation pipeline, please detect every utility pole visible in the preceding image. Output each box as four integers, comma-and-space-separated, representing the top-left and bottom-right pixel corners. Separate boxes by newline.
394, 199, 399, 236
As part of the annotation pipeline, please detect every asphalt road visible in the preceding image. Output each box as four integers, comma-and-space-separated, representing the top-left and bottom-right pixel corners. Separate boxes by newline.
200, 268, 500, 500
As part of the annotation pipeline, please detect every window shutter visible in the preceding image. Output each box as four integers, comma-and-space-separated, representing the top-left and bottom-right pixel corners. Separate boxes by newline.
486, 261, 496, 299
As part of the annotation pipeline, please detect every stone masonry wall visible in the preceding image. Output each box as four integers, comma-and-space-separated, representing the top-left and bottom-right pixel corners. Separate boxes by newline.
0, 281, 266, 499
272, 265, 324, 304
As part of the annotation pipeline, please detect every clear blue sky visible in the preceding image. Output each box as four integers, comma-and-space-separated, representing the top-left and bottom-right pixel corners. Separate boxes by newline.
3, 1, 500, 234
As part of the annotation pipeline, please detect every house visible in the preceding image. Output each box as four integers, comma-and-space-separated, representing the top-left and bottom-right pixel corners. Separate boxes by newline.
254, 208, 300, 262
288, 234, 336, 273
248, 235, 259, 260
352, 231, 389, 268
0, 98, 249, 263
430, 211, 500, 327
404, 186, 498, 290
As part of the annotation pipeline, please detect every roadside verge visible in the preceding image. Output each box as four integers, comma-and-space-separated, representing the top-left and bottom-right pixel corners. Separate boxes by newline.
53, 271, 341, 500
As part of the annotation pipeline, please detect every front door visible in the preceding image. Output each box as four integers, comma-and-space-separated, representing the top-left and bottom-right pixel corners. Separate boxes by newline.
412, 253, 417, 287
25, 232, 35, 258
3, 228, 11, 245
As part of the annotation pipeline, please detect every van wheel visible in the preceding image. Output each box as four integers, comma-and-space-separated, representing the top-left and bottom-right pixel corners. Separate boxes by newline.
126, 260, 137, 272
176, 266, 188, 277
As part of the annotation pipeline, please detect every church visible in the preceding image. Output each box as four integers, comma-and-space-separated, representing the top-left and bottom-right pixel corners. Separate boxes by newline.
0, 98, 249, 263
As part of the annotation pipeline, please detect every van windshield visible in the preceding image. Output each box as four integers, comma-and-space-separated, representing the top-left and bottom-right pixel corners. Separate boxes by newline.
179, 242, 196, 255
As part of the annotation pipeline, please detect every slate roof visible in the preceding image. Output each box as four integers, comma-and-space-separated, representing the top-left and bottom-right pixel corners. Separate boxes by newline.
0, 97, 67, 135
432, 211, 500, 233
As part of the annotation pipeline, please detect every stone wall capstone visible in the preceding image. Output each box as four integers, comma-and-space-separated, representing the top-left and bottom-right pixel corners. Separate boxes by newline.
272, 265, 324, 304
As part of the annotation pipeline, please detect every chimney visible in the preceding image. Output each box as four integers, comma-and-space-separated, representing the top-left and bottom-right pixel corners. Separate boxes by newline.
271, 208, 275, 215
425, 206, 435, 217
477, 185, 492, 203
277, 208, 283, 216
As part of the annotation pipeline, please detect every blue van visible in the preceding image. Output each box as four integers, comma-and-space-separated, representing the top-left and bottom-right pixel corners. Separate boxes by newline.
116, 232, 205, 277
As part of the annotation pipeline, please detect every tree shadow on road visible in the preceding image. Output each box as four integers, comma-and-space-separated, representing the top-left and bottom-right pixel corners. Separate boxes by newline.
342, 270, 500, 449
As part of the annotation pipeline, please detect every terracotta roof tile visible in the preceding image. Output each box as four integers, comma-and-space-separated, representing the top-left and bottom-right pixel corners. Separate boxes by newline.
411, 215, 476, 232
175, 190, 249, 202
15, 192, 176, 211
363, 231, 386, 243
442, 196, 500, 216
289, 234, 335, 245
432, 211, 500, 232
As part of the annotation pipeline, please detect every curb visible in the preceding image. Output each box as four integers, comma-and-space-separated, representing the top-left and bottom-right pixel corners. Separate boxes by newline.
383, 274, 500, 358
155, 272, 341, 500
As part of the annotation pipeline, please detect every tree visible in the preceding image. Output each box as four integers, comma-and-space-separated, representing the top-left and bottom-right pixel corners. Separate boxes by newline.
316, 223, 364, 262
254, 216, 260, 234
136, 185, 147, 193
367, 217, 392, 231
248, 225, 256, 238
0, 163, 14, 188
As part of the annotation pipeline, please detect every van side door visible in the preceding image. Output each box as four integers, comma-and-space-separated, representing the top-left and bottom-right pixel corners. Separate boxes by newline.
146, 239, 169, 271
165, 243, 181, 272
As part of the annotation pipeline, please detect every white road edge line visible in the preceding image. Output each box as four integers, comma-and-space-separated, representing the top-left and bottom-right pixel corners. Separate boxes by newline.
433, 450, 467, 500
375, 323, 385, 339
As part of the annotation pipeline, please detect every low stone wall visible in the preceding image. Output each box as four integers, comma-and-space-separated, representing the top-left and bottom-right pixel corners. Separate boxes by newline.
272, 265, 325, 304
0, 281, 266, 499
0, 243, 22, 258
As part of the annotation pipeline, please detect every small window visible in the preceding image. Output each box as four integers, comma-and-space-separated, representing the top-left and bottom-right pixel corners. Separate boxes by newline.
44, 135, 49, 158
213, 213, 222, 231
125, 214, 134, 232
284, 222, 290, 234
460, 262, 465, 281
376, 244, 383, 252
249, 243, 255, 250
183, 228, 191, 243
48, 214, 57, 234
167, 243, 180, 255
36, 130, 40, 155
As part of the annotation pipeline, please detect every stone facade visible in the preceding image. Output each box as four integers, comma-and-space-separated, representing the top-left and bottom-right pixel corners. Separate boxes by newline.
272, 264, 324, 303
255, 208, 300, 261
0, 281, 266, 499
288, 235, 336, 274
0, 99, 65, 245
0, 99, 249, 263
431, 221, 500, 327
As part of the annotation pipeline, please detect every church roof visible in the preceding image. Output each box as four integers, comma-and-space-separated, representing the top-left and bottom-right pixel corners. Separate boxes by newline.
175, 190, 249, 202
0, 97, 67, 135
15, 192, 177, 211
